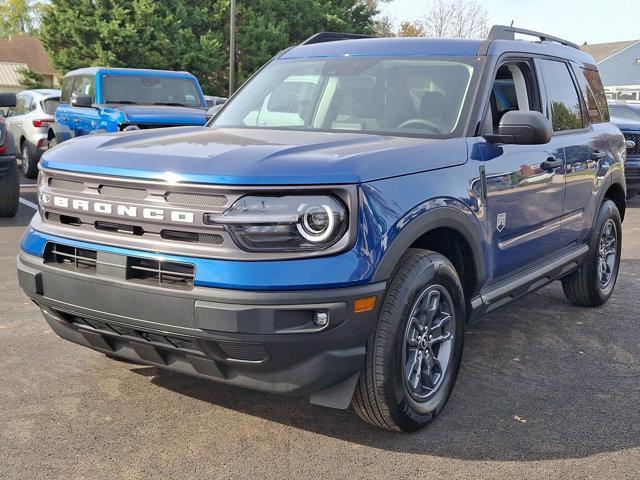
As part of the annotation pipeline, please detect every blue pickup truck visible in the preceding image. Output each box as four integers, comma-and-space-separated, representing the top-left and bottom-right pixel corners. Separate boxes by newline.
18, 27, 626, 432
47, 67, 208, 148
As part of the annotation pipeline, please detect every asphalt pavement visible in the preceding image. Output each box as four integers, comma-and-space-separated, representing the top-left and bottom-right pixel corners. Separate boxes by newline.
1, 168, 639, 479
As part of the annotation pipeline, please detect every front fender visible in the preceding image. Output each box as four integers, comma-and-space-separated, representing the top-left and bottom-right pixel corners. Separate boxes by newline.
370, 200, 486, 287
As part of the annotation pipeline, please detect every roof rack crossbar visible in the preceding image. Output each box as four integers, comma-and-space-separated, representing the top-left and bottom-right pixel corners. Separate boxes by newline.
478, 25, 580, 55
301, 32, 376, 45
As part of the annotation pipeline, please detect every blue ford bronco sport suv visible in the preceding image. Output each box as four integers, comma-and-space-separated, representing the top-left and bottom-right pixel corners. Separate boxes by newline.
17, 27, 626, 432
47, 67, 208, 148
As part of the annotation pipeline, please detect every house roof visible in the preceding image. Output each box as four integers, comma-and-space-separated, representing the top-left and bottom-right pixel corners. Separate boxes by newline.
0, 35, 56, 75
0, 61, 28, 87
581, 40, 639, 63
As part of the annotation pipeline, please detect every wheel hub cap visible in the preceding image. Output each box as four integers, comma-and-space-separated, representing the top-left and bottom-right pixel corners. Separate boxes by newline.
402, 285, 455, 401
597, 219, 617, 289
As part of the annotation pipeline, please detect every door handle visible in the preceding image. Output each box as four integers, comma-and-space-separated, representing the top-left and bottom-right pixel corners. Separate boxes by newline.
591, 149, 606, 160
540, 157, 563, 170
73, 118, 79, 123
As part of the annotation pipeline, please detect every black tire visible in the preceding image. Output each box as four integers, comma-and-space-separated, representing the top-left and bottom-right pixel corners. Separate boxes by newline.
352, 249, 465, 432
562, 199, 622, 307
20, 140, 38, 179
0, 166, 19, 217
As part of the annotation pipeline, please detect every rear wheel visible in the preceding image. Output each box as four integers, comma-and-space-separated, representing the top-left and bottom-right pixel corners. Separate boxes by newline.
0, 166, 19, 217
562, 199, 622, 306
352, 249, 465, 431
20, 141, 38, 179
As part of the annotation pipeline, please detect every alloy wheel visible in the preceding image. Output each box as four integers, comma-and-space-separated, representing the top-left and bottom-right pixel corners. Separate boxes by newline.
597, 218, 617, 289
402, 285, 455, 401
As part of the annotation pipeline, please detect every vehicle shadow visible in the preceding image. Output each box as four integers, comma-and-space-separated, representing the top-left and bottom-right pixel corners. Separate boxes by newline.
132, 260, 640, 462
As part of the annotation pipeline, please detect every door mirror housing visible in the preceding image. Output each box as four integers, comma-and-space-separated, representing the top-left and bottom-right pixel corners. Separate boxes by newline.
485, 110, 553, 145
0, 92, 17, 108
70, 93, 93, 108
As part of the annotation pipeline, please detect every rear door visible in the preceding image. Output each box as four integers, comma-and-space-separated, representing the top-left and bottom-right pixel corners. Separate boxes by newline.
478, 58, 567, 282
67, 75, 99, 136
536, 59, 606, 246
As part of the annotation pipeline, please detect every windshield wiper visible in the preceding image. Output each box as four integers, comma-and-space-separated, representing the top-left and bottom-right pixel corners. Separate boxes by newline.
108, 100, 141, 105
152, 102, 189, 107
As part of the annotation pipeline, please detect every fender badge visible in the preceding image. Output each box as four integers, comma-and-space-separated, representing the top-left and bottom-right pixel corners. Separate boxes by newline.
497, 213, 507, 232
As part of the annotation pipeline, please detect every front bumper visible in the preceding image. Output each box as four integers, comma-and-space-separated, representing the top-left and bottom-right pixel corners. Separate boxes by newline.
0, 154, 16, 177
17, 250, 385, 407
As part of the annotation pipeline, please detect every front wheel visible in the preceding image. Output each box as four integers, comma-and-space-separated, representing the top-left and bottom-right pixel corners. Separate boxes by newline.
352, 249, 465, 432
0, 166, 19, 217
562, 199, 622, 307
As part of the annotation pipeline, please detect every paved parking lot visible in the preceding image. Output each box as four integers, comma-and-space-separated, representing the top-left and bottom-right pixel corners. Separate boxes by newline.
1, 170, 639, 480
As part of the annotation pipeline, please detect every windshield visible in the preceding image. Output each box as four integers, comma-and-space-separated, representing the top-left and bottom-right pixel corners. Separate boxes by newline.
102, 75, 205, 108
214, 57, 475, 137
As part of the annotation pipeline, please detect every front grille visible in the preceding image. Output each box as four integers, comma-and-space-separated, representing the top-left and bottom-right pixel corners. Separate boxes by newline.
99, 184, 148, 200
46, 243, 97, 272
216, 340, 270, 362
127, 257, 195, 287
624, 132, 640, 156
44, 242, 195, 289
49, 178, 84, 192
51, 309, 271, 365
166, 192, 227, 207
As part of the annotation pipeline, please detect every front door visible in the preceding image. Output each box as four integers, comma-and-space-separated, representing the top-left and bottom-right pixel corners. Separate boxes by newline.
478, 59, 566, 283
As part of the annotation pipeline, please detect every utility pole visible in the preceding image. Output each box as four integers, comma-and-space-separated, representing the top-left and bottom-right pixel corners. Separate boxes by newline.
229, 0, 236, 96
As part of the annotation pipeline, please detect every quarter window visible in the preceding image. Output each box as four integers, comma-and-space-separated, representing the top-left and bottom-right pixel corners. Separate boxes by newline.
539, 60, 584, 132
581, 68, 609, 122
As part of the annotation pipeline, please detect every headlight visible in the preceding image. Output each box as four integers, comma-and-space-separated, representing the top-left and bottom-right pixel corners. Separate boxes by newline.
206, 195, 348, 252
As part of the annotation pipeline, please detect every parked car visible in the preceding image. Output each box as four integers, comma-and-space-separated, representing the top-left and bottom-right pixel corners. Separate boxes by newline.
204, 95, 227, 108
610, 115, 640, 199
18, 27, 627, 432
47, 67, 209, 148
0, 92, 18, 217
4, 89, 60, 178
608, 102, 640, 122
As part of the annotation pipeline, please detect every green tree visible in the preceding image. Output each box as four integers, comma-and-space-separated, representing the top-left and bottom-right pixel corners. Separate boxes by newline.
39, 0, 379, 96
17, 67, 46, 88
0, 0, 43, 38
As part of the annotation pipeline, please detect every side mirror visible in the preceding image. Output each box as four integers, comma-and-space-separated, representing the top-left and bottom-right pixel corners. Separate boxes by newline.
485, 110, 552, 145
70, 93, 93, 108
206, 104, 224, 121
0, 92, 17, 108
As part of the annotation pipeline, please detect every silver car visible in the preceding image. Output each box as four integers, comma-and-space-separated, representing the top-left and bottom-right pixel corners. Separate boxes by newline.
5, 89, 60, 178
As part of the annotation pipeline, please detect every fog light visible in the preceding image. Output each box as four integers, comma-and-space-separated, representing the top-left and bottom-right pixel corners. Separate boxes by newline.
314, 312, 329, 327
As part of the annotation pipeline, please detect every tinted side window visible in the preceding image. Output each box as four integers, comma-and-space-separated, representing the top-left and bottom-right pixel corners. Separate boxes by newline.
72, 75, 96, 102
60, 76, 74, 103
539, 60, 584, 132
581, 68, 609, 122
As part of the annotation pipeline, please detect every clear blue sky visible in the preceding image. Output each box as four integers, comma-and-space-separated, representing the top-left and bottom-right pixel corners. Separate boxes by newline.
378, 0, 637, 44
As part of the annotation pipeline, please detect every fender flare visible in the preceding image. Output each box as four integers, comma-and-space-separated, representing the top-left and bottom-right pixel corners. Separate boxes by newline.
371, 205, 486, 289
47, 123, 73, 143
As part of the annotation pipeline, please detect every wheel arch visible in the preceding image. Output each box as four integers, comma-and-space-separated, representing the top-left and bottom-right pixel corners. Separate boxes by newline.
371, 204, 486, 300
603, 181, 626, 222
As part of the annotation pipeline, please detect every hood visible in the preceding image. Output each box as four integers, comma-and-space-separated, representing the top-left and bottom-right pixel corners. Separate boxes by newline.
611, 116, 640, 132
118, 105, 207, 126
40, 127, 469, 185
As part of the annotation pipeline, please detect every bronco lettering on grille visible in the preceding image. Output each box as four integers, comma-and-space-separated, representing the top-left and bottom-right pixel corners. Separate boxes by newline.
40, 194, 195, 224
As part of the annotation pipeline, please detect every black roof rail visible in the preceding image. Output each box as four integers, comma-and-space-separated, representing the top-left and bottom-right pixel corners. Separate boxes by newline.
301, 32, 376, 45
478, 25, 580, 55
